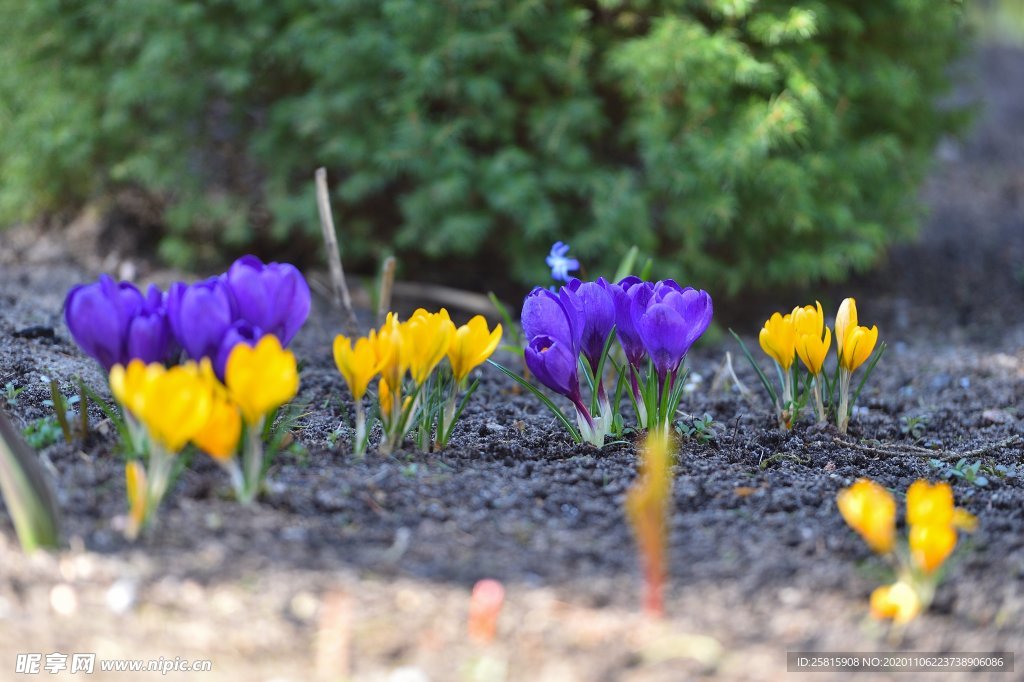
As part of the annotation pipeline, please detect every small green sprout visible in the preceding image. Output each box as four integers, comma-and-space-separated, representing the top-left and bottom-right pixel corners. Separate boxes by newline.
929, 458, 989, 487
900, 415, 930, 442
676, 413, 718, 445
3, 382, 25, 407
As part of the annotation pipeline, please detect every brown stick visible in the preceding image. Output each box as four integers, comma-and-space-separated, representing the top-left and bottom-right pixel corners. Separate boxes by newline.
376, 256, 396, 328
314, 168, 360, 337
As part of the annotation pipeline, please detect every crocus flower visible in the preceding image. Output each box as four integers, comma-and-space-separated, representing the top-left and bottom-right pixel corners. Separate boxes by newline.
908, 523, 957, 574
403, 309, 455, 385
333, 335, 380, 402
836, 479, 895, 554
125, 461, 148, 535
835, 298, 857, 359
602, 276, 643, 367
759, 312, 796, 371
521, 286, 583, 353
524, 334, 582, 402
190, 361, 242, 462
214, 320, 264, 379
193, 397, 242, 462
167, 276, 235, 362
870, 581, 922, 624
448, 316, 502, 384
225, 255, 310, 346
839, 324, 879, 373
566, 278, 615, 372
65, 276, 173, 370
225, 335, 299, 425
630, 282, 713, 380
545, 241, 579, 283
906, 480, 976, 574
906, 480, 956, 528
109, 360, 213, 452
371, 313, 408, 392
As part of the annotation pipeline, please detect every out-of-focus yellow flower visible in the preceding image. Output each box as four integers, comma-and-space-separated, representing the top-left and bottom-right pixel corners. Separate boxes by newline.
909, 522, 957, 574
448, 316, 502, 383
192, 398, 242, 461
952, 508, 978, 533
625, 433, 673, 616
146, 365, 215, 451
906, 480, 954, 527
835, 298, 857, 358
225, 335, 299, 424
125, 460, 148, 533
402, 308, 455, 385
870, 581, 922, 624
378, 378, 394, 416
839, 324, 878, 372
111, 361, 213, 451
837, 479, 896, 554
759, 312, 796, 370
109, 360, 163, 419
333, 335, 379, 401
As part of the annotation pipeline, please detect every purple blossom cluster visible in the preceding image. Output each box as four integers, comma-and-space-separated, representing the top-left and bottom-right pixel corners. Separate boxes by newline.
64, 255, 310, 376
520, 277, 713, 437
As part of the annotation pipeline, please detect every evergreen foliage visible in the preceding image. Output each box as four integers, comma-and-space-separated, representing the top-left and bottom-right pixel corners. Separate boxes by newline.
0, 1, 966, 292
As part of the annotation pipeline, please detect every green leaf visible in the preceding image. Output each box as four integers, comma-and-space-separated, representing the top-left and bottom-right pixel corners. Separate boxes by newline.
0, 409, 61, 552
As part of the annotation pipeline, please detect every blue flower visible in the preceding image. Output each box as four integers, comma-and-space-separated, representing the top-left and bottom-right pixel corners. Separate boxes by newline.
545, 241, 580, 283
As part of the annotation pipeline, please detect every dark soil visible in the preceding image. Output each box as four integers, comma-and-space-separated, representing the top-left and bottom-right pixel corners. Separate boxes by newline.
1, 46, 1023, 682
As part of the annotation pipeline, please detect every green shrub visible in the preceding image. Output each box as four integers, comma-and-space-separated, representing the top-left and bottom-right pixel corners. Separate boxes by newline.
0, 0, 966, 293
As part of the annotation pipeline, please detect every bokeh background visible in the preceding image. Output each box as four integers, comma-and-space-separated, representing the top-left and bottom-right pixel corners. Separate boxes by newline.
0, 0, 1019, 298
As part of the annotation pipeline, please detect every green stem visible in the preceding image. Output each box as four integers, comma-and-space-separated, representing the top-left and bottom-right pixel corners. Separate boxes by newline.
240, 418, 265, 505
837, 369, 851, 434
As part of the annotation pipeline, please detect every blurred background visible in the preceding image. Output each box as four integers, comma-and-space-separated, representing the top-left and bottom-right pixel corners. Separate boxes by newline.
0, 0, 1019, 300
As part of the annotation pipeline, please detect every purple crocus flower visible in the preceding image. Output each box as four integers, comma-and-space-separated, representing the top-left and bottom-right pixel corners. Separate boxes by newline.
64, 275, 173, 370
224, 255, 310, 346
166, 276, 235, 362
566, 278, 615, 372
630, 282, 713, 380
214, 319, 264, 378
608, 276, 647, 368
520, 286, 584, 353
545, 241, 580, 283
524, 334, 582, 402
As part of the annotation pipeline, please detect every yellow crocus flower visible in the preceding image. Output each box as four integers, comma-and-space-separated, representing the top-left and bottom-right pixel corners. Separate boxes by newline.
870, 581, 922, 624
192, 398, 242, 462
758, 312, 796, 370
835, 297, 857, 358
909, 523, 958, 574
333, 335, 379, 401
125, 460, 148, 534
378, 377, 394, 416
796, 326, 832, 375
145, 365, 215, 451
109, 360, 164, 420
791, 301, 825, 338
448, 316, 503, 383
225, 335, 299, 424
111, 361, 213, 452
839, 324, 879, 372
402, 308, 455, 385
906, 480, 954, 527
837, 479, 895, 554
372, 314, 407, 390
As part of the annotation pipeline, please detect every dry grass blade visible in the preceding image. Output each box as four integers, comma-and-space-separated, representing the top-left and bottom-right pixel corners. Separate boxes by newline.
314, 167, 360, 337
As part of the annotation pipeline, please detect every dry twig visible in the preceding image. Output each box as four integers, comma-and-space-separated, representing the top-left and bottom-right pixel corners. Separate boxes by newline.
314, 168, 360, 337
